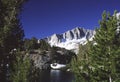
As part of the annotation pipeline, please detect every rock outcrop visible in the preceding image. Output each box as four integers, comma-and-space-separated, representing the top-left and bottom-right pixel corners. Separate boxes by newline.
41, 27, 95, 53
28, 48, 75, 69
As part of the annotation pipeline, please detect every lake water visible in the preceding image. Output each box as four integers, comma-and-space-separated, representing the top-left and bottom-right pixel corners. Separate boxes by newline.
39, 69, 74, 82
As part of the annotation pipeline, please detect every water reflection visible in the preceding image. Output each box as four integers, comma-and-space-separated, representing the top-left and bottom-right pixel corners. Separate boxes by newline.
39, 69, 74, 82
50, 69, 61, 82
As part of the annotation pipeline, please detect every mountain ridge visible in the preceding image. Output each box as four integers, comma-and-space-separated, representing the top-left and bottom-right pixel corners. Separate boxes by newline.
39, 27, 95, 53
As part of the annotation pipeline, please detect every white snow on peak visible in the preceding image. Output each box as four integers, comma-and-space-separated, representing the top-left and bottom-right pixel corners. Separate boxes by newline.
44, 27, 95, 54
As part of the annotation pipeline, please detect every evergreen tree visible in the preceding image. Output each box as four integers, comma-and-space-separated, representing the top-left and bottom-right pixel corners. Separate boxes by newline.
0, 0, 26, 52
24, 37, 39, 50
90, 11, 120, 82
71, 11, 120, 82
10, 51, 30, 82
0, 0, 27, 81
71, 43, 92, 82
38, 39, 51, 50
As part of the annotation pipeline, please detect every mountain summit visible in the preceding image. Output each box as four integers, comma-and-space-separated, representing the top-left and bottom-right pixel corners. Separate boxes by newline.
41, 27, 95, 53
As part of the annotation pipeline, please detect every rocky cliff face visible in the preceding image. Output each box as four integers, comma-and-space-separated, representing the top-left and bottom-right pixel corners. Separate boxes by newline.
43, 27, 95, 53
29, 48, 75, 69
29, 50, 51, 69
30, 13, 120, 69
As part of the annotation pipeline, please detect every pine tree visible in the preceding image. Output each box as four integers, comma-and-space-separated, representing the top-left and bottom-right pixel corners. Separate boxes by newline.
0, 0, 27, 81
71, 42, 92, 82
39, 39, 51, 50
11, 51, 30, 82
0, 0, 25, 52
71, 11, 120, 82
90, 11, 120, 82
24, 37, 39, 50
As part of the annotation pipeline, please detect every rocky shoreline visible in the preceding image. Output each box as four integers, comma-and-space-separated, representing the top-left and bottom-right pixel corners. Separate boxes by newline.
28, 48, 75, 70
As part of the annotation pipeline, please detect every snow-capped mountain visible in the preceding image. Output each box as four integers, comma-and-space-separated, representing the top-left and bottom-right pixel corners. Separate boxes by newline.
37, 12, 120, 54
43, 27, 95, 53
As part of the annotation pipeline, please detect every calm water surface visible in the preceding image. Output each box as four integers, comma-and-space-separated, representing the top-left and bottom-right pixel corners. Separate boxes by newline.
39, 69, 74, 82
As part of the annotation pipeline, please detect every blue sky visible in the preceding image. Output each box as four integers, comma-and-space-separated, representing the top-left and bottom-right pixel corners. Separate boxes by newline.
21, 0, 120, 39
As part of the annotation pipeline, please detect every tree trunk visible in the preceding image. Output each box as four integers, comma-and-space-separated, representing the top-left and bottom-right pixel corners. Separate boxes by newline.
109, 75, 112, 82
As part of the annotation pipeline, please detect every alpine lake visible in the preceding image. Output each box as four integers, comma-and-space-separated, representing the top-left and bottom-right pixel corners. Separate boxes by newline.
38, 69, 74, 82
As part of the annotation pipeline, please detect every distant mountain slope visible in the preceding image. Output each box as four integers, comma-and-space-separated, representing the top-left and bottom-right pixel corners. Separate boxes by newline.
40, 27, 95, 53
38, 12, 120, 54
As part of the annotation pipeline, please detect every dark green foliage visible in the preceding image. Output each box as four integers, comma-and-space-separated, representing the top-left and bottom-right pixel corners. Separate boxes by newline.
71, 43, 92, 82
0, 0, 26, 52
38, 39, 51, 50
71, 11, 120, 82
90, 11, 120, 82
0, 0, 27, 81
10, 51, 30, 82
0, 0, 60, 81
24, 38, 51, 51
24, 37, 39, 50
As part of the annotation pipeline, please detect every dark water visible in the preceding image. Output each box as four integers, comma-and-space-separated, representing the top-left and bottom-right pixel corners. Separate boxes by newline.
39, 69, 74, 82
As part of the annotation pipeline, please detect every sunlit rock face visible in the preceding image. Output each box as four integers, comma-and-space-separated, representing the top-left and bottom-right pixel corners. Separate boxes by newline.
43, 12, 120, 53
42, 27, 95, 53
